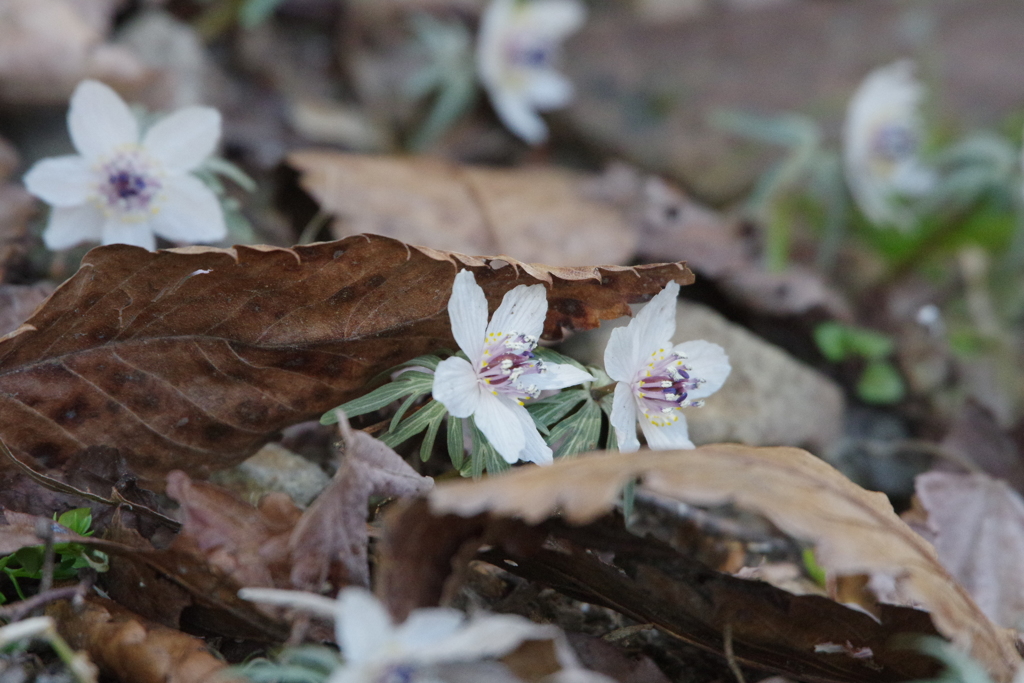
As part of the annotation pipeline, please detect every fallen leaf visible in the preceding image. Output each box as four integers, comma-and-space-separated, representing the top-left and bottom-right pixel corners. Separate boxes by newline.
289, 152, 638, 266
288, 412, 433, 589
166, 470, 301, 590
381, 499, 942, 683
48, 596, 239, 683
915, 471, 1024, 631
939, 400, 1024, 492
0, 234, 691, 482
428, 446, 1022, 682
0, 0, 148, 105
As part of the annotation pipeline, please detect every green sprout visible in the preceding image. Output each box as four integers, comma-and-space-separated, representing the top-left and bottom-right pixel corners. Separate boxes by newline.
0, 508, 108, 604
813, 322, 905, 405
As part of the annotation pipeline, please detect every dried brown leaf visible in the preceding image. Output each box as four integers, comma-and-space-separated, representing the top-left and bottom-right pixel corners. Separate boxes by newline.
48, 596, 238, 683
429, 446, 1022, 682
290, 152, 638, 266
0, 234, 690, 482
166, 470, 302, 589
168, 413, 431, 593
288, 413, 433, 589
915, 471, 1024, 631
381, 499, 941, 683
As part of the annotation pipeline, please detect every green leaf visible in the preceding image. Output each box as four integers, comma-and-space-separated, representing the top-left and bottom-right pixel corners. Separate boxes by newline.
844, 328, 894, 360
857, 360, 905, 405
598, 392, 619, 451
321, 371, 434, 424
446, 417, 465, 470
813, 322, 850, 362
202, 156, 258, 193
56, 508, 91, 536
621, 478, 636, 520
802, 548, 827, 586
419, 409, 444, 462
381, 400, 447, 448
549, 400, 602, 459
239, 0, 286, 27
526, 389, 588, 428
814, 322, 894, 362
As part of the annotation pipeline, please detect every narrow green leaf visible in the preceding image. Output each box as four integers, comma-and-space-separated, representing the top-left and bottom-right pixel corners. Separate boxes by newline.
382, 400, 447, 448
621, 479, 637, 521
527, 389, 587, 428
446, 416, 465, 470
390, 392, 423, 432
549, 400, 602, 459
321, 381, 414, 424
419, 409, 445, 462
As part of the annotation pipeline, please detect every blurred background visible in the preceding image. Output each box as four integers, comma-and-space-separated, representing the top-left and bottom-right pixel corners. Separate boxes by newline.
2, 0, 1024, 506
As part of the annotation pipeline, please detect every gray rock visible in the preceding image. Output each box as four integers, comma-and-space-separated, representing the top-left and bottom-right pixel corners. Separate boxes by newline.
561, 300, 845, 452
210, 442, 330, 507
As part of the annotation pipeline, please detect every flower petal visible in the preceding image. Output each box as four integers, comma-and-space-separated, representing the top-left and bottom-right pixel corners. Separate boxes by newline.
448, 270, 488, 363
524, 71, 574, 111
395, 608, 465, 656
336, 588, 393, 664
433, 356, 481, 418
101, 218, 156, 250
422, 612, 562, 663
486, 283, 546, 341
512, 401, 552, 465
149, 174, 227, 244
631, 281, 679, 351
519, 0, 586, 40
489, 90, 548, 144
640, 412, 694, 450
609, 381, 640, 452
68, 80, 138, 160
603, 324, 639, 383
674, 340, 730, 400
474, 391, 526, 463
23, 156, 93, 207
530, 362, 593, 391
142, 107, 221, 173
42, 204, 105, 250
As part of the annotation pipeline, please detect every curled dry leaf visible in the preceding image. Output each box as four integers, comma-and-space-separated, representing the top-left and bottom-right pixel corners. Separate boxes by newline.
381, 498, 941, 683
0, 234, 690, 482
429, 446, 1022, 682
288, 412, 433, 589
289, 152, 638, 266
167, 412, 431, 593
48, 596, 238, 683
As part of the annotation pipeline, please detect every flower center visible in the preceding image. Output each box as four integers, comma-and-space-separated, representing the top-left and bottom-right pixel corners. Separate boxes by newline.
871, 123, 918, 163
375, 664, 417, 683
93, 149, 164, 219
479, 332, 546, 403
635, 348, 705, 427
503, 31, 554, 71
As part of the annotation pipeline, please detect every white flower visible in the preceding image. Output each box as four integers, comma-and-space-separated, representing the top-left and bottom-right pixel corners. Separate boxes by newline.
23, 80, 227, 251
477, 0, 586, 145
432, 270, 593, 465
843, 60, 937, 230
239, 586, 592, 683
604, 282, 730, 452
